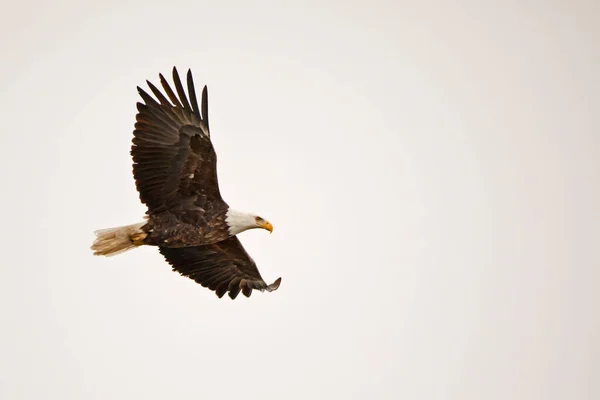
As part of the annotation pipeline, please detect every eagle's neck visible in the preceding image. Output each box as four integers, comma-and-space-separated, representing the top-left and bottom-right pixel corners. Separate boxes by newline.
225, 209, 256, 236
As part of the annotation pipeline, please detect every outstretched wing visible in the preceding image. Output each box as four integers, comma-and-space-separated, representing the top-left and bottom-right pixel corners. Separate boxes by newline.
132, 67, 223, 215
159, 236, 282, 299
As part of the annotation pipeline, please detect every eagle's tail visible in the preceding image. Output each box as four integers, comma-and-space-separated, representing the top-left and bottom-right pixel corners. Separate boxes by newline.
91, 221, 147, 256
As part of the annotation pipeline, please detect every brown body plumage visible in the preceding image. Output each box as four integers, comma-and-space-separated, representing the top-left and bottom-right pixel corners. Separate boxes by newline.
91, 67, 280, 299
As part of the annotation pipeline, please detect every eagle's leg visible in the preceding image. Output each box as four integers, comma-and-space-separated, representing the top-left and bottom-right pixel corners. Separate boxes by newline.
131, 232, 148, 246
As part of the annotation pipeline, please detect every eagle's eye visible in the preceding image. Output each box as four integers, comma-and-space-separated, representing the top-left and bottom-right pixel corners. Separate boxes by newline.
255, 216, 264, 224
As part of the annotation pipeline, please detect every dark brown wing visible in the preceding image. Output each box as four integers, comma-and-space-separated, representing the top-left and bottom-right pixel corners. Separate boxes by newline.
132, 67, 223, 214
159, 236, 282, 299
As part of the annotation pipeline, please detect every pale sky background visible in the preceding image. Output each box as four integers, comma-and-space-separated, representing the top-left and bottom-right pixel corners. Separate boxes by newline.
1, 0, 598, 399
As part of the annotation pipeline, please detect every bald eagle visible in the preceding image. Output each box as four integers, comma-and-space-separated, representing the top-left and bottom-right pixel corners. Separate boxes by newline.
91, 67, 281, 299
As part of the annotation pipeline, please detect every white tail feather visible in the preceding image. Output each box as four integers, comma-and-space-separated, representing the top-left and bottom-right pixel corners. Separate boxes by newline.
91, 222, 147, 256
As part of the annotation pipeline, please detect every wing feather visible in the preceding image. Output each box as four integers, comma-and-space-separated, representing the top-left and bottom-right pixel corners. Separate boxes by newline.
201, 85, 209, 134
159, 236, 282, 299
187, 69, 199, 114
146, 80, 173, 106
159, 73, 182, 108
131, 67, 222, 214
172, 67, 192, 112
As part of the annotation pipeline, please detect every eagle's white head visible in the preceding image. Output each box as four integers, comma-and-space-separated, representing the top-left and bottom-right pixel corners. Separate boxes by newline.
225, 209, 273, 236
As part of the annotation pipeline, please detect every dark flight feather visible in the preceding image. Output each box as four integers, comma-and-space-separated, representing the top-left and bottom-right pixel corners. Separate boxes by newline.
201, 85, 209, 134
159, 73, 182, 108
187, 70, 199, 114
146, 80, 173, 106
131, 68, 219, 214
159, 236, 282, 299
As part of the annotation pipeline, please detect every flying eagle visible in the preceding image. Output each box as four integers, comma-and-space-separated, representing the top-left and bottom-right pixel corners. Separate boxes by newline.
91, 67, 281, 299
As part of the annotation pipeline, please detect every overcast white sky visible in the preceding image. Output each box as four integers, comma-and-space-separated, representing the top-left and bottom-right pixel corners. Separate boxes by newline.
1, 0, 598, 399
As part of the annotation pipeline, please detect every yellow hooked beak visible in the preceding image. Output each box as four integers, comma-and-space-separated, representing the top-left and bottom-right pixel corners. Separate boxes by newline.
258, 220, 273, 234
